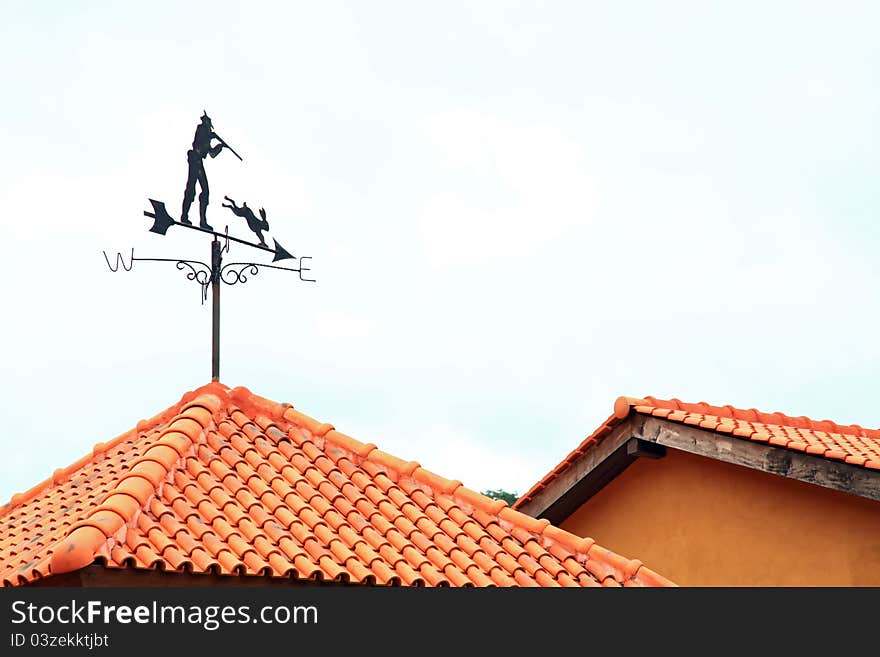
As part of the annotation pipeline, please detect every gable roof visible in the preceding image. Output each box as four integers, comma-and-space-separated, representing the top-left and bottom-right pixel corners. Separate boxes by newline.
0, 383, 672, 587
515, 395, 880, 512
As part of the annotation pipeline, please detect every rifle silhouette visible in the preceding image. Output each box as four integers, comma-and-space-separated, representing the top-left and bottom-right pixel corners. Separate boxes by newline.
214, 133, 243, 161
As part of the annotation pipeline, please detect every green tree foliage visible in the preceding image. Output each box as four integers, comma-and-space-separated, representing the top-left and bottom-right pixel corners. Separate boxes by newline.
481, 489, 518, 506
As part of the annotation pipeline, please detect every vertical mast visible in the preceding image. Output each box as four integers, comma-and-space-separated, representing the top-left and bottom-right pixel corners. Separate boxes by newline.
211, 238, 221, 381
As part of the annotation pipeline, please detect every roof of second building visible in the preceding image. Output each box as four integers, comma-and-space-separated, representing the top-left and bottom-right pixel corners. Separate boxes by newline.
0, 382, 673, 587
515, 395, 880, 510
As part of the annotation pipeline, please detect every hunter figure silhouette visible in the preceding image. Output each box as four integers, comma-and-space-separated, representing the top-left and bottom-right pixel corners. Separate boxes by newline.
181, 111, 230, 230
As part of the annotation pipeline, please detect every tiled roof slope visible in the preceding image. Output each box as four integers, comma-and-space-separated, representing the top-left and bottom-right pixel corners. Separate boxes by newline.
0, 383, 672, 587
515, 395, 880, 509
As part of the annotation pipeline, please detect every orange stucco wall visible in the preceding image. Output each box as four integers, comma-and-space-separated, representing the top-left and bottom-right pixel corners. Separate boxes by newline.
559, 449, 880, 586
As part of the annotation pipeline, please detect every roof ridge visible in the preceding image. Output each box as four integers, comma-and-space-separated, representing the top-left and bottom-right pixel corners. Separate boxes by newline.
266, 392, 673, 586
49, 390, 224, 575
0, 382, 231, 520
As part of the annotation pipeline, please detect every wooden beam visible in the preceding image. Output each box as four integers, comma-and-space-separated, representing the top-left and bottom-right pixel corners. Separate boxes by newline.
634, 416, 880, 502
627, 438, 666, 459
534, 437, 666, 524
516, 420, 637, 521
539, 440, 637, 524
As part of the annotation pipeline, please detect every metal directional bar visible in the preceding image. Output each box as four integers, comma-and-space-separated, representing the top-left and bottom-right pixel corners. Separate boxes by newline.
145, 200, 293, 262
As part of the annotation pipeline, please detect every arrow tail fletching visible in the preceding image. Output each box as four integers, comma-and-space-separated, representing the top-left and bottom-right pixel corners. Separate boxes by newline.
146, 199, 175, 235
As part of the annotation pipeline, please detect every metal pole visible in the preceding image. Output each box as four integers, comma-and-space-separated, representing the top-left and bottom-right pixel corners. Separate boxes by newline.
211, 238, 221, 381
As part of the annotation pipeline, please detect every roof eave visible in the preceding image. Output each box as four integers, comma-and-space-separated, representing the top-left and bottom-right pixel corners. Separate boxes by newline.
518, 413, 880, 523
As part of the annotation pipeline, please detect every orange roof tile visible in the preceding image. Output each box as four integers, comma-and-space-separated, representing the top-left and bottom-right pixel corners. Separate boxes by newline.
0, 383, 673, 587
515, 395, 880, 508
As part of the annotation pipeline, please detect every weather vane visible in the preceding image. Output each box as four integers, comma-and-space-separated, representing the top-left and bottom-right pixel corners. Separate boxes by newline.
104, 111, 316, 381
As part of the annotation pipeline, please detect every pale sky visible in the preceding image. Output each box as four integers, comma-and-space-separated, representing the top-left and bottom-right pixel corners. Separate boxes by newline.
1, 1, 879, 504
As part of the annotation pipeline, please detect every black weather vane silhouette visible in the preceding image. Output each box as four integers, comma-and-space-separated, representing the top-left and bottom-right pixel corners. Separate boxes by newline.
103, 111, 316, 381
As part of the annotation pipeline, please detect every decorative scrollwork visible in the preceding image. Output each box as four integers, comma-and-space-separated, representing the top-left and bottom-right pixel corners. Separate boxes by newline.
220, 262, 260, 286
174, 260, 213, 302
174, 260, 211, 287
104, 246, 310, 305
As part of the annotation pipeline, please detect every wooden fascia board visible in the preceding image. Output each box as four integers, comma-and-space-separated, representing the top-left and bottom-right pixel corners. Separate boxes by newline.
634, 415, 880, 502
516, 419, 640, 521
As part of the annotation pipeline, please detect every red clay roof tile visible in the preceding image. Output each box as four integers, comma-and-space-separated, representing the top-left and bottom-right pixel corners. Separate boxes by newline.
0, 382, 673, 587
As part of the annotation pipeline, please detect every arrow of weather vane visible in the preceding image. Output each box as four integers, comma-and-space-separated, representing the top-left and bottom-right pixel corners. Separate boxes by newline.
144, 198, 295, 262
103, 111, 316, 381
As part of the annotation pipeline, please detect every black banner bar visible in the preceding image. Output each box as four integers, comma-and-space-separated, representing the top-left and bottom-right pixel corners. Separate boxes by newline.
0, 586, 873, 653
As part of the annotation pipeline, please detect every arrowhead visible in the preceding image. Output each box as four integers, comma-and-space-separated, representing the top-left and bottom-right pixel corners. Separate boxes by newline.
272, 238, 294, 262
146, 199, 175, 235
